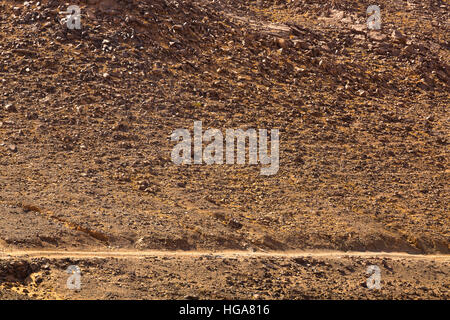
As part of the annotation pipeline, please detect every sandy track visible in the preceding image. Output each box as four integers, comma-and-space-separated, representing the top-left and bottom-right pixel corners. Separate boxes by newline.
1, 250, 449, 261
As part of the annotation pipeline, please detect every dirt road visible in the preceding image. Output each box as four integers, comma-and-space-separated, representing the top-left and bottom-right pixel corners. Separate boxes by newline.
1, 249, 449, 261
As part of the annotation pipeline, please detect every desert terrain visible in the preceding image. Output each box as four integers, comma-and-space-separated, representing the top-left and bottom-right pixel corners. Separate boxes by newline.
0, 0, 449, 299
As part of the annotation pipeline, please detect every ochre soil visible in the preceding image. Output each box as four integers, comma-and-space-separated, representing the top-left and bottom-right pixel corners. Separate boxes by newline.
0, 0, 448, 299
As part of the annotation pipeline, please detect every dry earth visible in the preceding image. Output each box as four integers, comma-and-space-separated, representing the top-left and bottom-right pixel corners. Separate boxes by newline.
1, 250, 449, 299
0, 0, 449, 299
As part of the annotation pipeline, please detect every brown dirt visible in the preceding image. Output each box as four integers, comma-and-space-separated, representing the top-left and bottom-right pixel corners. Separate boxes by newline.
0, 0, 449, 299
0, 250, 449, 299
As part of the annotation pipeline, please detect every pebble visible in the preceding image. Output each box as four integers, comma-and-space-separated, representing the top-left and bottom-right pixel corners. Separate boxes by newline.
8, 144, 17, 152
4, 104, 17, 112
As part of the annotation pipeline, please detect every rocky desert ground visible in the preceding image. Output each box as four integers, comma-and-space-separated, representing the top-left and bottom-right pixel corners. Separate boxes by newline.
0, 0, 448, 299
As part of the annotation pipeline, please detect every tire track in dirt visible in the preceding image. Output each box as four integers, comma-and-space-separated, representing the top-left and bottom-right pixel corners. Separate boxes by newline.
1, 250, 449, 261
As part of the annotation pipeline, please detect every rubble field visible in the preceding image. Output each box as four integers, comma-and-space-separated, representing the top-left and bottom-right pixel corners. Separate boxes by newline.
0, 0, 448, 299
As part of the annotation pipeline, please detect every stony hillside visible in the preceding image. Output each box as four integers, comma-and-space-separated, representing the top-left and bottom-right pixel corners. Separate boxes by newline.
0, 0, 448, 255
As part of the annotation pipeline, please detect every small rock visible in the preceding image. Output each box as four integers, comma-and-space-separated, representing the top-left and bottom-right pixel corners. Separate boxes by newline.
357, 89, 367, 96
276, 38, 290, 49
293, 40, 309, 50
318, 59, 328, 70
368, 31, 387, 41
26, 112, 38, 120
135, 237, 146, 249
34, 275, 43, 284
4, 104, 17, 112
138, 180, 149, 191
8, 144, 17, 152
172, 24, 184, 32
391, 30, 407, 44
228, 218, 243, 230
112, 122, 128, 131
